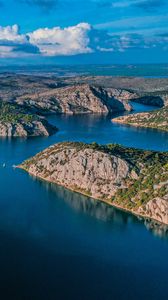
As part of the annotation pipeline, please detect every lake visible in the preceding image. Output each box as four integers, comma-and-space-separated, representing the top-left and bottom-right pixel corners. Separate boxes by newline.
0, 102, 168, 300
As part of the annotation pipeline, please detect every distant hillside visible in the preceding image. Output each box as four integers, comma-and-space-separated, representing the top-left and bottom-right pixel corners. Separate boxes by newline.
16, 84, 132, 114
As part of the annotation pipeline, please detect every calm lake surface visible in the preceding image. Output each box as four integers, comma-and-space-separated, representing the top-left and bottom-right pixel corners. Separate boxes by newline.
0, 102, 168, 300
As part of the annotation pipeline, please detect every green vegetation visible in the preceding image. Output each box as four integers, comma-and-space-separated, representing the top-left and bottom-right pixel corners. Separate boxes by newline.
113, 161, 168, 210
116, 107, 168, 132
22, 141, 168, 168
0, 102, 38, 124
21, 141, 168, 213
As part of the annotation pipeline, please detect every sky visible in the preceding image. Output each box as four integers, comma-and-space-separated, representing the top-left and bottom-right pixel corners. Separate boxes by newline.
0, 0, 168, 64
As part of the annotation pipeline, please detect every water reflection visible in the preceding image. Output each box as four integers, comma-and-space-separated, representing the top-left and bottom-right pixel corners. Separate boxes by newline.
143, 219, 168, 239
36, 177, 168, 239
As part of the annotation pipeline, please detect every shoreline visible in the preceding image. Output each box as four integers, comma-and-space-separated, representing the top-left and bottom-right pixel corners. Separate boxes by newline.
18, 165, 167, 227
112, 108, 168, 133
112, 118, 168, 132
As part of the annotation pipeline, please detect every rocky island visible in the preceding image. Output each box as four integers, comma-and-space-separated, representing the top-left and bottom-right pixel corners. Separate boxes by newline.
0, 103, 57, 137
112, 107, 168, 132
19, 142, 168, 225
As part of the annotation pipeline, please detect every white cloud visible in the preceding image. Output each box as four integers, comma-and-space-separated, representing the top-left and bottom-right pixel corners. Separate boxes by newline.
0, 24, 27, 43
0, 22, 167, 58
28, 23, 93, 56
0, 24, 39, 57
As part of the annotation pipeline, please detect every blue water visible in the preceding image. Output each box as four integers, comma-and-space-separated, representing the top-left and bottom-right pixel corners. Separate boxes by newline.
0, 102, 168, 300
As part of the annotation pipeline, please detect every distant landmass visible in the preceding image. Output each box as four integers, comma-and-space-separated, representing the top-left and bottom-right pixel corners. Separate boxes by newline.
0, 63, 168, 77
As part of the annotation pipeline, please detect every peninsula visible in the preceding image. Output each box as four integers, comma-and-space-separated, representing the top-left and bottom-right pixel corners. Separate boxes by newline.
112, 107, 168, 132
19, 142, 168, 225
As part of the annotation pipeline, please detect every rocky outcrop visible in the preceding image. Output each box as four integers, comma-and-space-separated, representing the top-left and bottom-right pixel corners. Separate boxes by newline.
138, 196, 168, 225
19, 142, 168, 225
16, 84, 132, 114
0, 102, 57, 137
0, 118, 57, 137
21, 142, 132, 199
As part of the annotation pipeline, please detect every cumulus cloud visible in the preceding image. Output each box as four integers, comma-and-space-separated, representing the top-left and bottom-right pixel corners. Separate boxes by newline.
28, 23, 93, 56
0, 22, 167, 58
0, 24, 26, 43
0, 24, 39, 57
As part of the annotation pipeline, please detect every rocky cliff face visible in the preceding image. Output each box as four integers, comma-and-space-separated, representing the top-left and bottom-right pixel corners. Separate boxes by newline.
16, 84, 132, 114
20, 142, 168, 225
0, 119, 57, 137
65, 76, 168, 107
138, 196, 168, 225
21, 142, 132, 199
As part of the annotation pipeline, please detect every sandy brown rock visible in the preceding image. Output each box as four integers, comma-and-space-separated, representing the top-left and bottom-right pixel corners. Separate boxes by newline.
22, 143, 131, 199
16, 84, 132, 114
0, 119, 57, 137
138, 196, 168, 225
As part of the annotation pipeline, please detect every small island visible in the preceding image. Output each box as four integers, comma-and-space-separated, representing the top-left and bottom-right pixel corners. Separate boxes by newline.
0, 103, 57, 137
19, 142, 168, 225
112, 107, 168, 132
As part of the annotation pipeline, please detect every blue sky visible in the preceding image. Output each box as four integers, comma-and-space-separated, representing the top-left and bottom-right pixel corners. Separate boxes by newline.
0, 0, 168, 64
